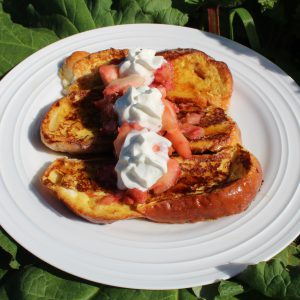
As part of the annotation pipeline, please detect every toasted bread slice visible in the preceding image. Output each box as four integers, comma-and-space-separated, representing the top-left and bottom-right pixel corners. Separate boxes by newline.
60, 48, 232, 109
176, 102, 241, 153
41, 145, 262, 224
40, 96, 240, 154
60, 49, 128, 95
40, 90, 114, 154
159, 49, 233, 110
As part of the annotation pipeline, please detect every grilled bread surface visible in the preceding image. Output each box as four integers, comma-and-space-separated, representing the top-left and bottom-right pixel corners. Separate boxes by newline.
40, 97, 240, 154
39, 47, 262, 224
41, 48, 234, 153
40, 91, 113, 154
61, 48, 128, 94
60, 48, 232, 109
41, 145, 262, 224
159, 49, 233, 110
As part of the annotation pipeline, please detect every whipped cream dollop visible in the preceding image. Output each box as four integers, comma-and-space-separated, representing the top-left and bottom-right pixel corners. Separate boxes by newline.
119, 48, 166, 85
115, 129, 171, 191
114, 86, 165, 132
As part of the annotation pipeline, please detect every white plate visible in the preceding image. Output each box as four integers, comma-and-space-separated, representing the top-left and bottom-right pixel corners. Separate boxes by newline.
0, 24, 300, 290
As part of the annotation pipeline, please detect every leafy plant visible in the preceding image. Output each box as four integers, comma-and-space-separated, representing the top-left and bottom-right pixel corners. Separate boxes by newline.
1, 226, 300, 300
0, 0, 299, 298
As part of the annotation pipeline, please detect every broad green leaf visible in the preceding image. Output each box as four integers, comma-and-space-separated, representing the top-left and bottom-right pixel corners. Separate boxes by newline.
229, 7, 261, 52
85, 0, 115, 27
258, 0, 278, 11
0, 268, 8, 280
27, 0, 188, 37
2, 265, 101, 300
217, 280, 244, 297
0, 3, 58, 76
112, 0, 188, 26
197, 282, 219, 299
273, 243, 300, 267
0, 228, 19, 269
0, 286, 9, 300
27, 0, 96, 38
96, 286, 197, 300
238, 260, 300, 299
192, 286, 202, 298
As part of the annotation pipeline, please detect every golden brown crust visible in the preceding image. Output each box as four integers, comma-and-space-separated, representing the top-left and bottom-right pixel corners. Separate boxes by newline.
39, 47, 262, 224
40, 96, 240, 154
40, 95, 113, 154
41, 158, 142, 223
41, 145, 262, 224
158, 48, 233, 110
60, 48, 128, 94
138, 147, 263, 223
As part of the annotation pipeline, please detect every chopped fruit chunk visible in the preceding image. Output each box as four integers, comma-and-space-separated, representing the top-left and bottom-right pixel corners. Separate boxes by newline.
103, 74, 145, 98
124, 189, 148, 204
165, 130, 192, 158
153, 62, 174, 91
152, 158, 181, 194
185, 113, 202, 125
180, 123, 205, 140
114, 122, 143, 156
162, 99, 179, 132
162, 99, 192, 158
99, 64, 119, 85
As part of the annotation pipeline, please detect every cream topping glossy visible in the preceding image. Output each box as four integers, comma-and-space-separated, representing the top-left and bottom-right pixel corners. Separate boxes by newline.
119, 48, 166, 85
115, 129, 171, 191
114, 86, 165, 132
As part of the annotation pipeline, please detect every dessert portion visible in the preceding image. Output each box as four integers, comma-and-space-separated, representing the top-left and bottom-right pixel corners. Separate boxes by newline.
40, 47, 262, 224
41, 145, 262, 223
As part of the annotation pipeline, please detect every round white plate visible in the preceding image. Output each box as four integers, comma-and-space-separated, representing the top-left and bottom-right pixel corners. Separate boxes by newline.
0, 24, 300, 290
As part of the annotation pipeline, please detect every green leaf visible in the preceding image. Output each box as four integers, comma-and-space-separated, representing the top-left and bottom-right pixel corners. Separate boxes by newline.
111, 0, 188, 26
258, 0, 278, 12
0, 228, 19, 269
192, 286, 202, 298
96, 286, 197, 300
2, 265, 101, 300
273, 243, 300, 267
0, 3, 58, 76
27, 0, 188, 37
238, 260, 300, 299
0, 268, 8, 281
0, 286, 9, 300
229, 7, 261, 52
28, 0, 96, 38
85, 0, 115, 27
217, 280, 244, 297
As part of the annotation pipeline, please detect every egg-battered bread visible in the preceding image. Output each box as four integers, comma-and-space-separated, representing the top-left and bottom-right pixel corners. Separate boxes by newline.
41, 95, 240, 154
60, 48, 232, 108
41, 145, 262, 223
39, 48, 262, 224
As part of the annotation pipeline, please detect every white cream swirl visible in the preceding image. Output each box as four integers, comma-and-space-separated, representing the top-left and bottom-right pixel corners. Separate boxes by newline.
114, 86, 165, 132
115, 129, 171, 191
119, 48, 166, 85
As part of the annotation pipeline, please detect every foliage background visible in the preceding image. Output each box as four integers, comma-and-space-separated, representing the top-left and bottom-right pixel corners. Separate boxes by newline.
0, 0, 299, 299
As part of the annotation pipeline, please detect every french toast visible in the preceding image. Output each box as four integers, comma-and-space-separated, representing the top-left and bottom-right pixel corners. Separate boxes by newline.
41, 48, 234, 154
158, 49, 233, 110
40, 90, 113, 154
39, 47, 262, 224
60, 48, 232, 109
41, 145, 262, 224
41, 95, 240, 154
